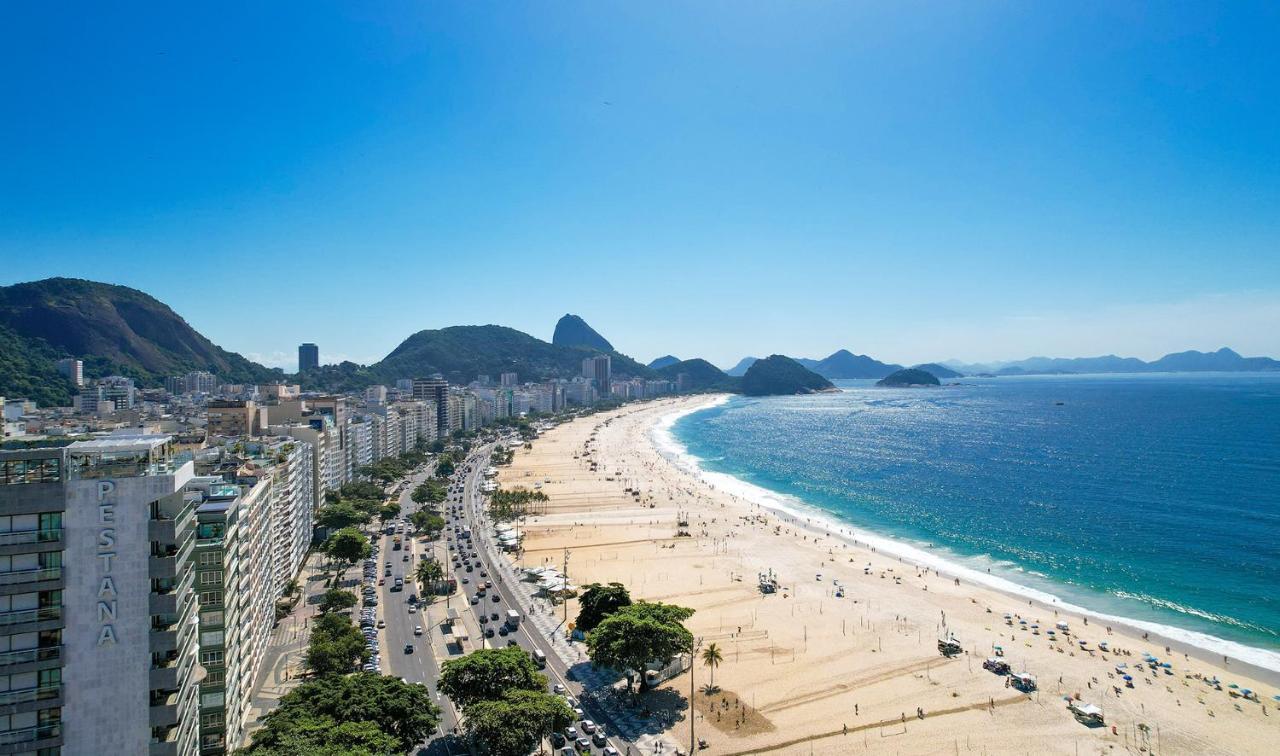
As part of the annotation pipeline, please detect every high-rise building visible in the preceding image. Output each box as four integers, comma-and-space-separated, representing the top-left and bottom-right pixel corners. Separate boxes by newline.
55, 358, 84, 388
499, 372, 518, 388
0, 435, 202, 755
411, 378, 449, 439
582, 355, 611, 398
297, 344, 319, 373
206, 400, 262, 438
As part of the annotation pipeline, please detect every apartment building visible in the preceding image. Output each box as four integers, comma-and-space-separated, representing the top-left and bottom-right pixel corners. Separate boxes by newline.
0, 435, 202, 756
205, 401, 262, 438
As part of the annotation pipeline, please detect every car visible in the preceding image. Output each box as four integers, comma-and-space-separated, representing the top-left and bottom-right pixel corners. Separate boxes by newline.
507, 638, 519, 648
384, 569, 392, 576
461, 577, 469, 584
404, 644, 414, 654
485, 581, 493, 589
592, 732, 607, 748
414, 625, 423, 636
576, 738, 591, 752
553, 683, 566, 695
470, 596, 480, 605
492, 594, 501, 603
480, 570, 488, 578
408, 605, 417, 613
564, 727, 578, 740
407, 594, 418, 604
402, 554, 410, 561
385, 562, 391, 568
551, 732, 566, 748
476, 588, 486, 598
490, 612, 499, 621
580, 721, 596, 735
376, 619, 386, 629
484, 627, 495, 638
498, 626, 508, 636
465, 565, 473, 573
478, 615, 488, 624
573, 706, 585, 719
378, 578, 385, 585
603, 747, 620, 756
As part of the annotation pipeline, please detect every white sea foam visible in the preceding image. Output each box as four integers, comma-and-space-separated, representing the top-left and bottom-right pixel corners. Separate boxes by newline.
650, 395, 1280, 677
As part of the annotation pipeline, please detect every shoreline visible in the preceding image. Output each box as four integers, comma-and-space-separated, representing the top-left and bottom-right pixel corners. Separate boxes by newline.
503, 395, 1279, 754
654, 393, 1280, 689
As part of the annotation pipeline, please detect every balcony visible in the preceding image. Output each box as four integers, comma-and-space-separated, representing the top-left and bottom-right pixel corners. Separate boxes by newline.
0, 606, 61, 628
0, 684, 61, 706
149, 689, 181, 728
0, 645, 60, 669
0, 723, 62, 748
0, 568, 62, 587
0, 529, 62, 548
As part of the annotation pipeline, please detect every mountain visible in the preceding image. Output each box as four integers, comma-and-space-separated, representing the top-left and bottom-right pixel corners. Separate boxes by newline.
304, 324, 655, 392
912, 362, 962, 379
1147, 347, 1280, 372
740, 355, 835, 396
656, 358, 739, 392
725, 357, 759, 377
876, 368, 941, 387
953, 348, 1280, 376
551, 314, 614, 352
810, 349, 902, 379
648, 355, 681, 370
0, 278, 282, 404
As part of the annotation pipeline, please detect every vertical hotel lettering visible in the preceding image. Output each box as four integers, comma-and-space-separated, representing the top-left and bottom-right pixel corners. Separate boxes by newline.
97, 480, 119, 645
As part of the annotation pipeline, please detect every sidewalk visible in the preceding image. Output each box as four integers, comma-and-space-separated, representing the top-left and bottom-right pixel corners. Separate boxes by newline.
242, 551, 331, 743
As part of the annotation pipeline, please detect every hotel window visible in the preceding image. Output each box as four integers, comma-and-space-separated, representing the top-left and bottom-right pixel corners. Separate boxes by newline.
200, 630, 224, 646
200, 611, 223, 627
199, 551, 222, 566
200, 691, 224, 708
199, 571, 223, 586
198, 591, 223, 606
200, 712, 224, 728
199, 650, 223, 666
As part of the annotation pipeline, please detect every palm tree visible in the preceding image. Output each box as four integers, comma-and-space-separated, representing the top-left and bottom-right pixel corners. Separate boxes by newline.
701, 642, 724, 693
416, 559, 443, 593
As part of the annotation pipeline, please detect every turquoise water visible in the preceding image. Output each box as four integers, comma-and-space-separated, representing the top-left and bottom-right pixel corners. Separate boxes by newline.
672, 374, 1280, 657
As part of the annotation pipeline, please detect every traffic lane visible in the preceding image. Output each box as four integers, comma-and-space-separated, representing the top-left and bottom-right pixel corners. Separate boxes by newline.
458, 455, 629, 755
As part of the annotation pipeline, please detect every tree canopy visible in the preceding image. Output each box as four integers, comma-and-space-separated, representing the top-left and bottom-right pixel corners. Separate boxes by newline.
586, 602, 695, 692
463, 690, 574, 756
316, 501, 368, 530
324, 527, 371, 566
303, 612, 369, 676
576, 582, 632, 633
409, 510, 445, 538
245, 673, 439, 754
438, 647, 546, 710
317, 588, 357, 614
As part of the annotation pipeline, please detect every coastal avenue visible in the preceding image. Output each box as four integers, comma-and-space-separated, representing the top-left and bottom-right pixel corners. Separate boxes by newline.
378, 441, 630, 755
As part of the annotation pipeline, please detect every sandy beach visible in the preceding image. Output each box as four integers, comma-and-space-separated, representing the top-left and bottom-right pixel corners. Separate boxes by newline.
498, 396, 1279, 755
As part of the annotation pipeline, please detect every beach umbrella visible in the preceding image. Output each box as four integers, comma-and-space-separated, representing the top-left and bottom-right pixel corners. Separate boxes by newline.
1123, 675, 1133, 681
1272, 695, 1280, 702
1242, 689, 1252, 695
1228, 683, 1239, 689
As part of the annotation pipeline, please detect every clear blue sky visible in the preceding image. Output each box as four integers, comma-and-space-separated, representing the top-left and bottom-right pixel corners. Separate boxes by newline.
3, 2, 1279, 369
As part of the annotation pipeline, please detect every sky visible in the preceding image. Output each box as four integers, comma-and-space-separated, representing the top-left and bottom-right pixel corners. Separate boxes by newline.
2, 2, 1279, 370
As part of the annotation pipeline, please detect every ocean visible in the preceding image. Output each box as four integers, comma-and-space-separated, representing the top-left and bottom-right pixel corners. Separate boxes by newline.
664, 373, 1280, 671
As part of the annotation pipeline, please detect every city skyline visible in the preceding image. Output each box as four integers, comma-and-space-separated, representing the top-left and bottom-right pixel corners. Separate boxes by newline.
4, 3, 1279, 365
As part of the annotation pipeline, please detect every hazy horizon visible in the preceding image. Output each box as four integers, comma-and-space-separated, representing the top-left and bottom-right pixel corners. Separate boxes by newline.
3, 3, 1278, 369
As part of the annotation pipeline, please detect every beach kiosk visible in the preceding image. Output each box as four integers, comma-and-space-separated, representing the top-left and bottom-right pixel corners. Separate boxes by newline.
1011, 672, 1037, 692
1068, 701, 1104, 726
983, 658, 1010, 675
937, 635, 963, 657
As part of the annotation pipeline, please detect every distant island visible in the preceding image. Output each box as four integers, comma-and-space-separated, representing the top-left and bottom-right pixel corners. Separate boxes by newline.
876, 368, 941, 387
741, 355, 837, 396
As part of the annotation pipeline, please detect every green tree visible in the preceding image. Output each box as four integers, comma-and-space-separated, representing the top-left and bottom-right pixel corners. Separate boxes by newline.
416, 559, 444, 593
576, 582, 632, 633
701, 642, 724, 692
317, 588, 357, 614
438, 647, 546, 710
378, 502, 401, 522
316, 501, 367, 530
463, 690, 574, 756
246, 673, 439, 753
585, 602, 695, 692
409, 510, 444, 538
304, 612, 369, 675
324, 527, 371, 567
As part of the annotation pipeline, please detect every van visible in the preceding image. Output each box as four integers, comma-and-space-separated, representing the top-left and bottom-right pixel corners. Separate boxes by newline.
532, 649, 547, 668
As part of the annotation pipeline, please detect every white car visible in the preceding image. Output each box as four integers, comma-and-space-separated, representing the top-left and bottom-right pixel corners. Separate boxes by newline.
414, 625, 423, 636
408, 605, 417, 614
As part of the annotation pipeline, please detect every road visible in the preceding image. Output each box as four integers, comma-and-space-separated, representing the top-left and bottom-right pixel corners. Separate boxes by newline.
375, 443, 637, 755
